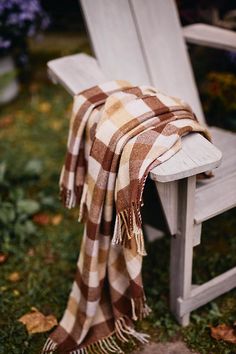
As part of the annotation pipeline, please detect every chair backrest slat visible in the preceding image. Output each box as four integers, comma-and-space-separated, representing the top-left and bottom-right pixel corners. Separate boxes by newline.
80, 0, 205, 123
130, 0, 204, 122
81, 0, 150, 85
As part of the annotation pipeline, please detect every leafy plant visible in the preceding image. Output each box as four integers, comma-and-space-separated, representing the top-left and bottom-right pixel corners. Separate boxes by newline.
0, 160, 43, 253
201, 72, 236, 129
0, 0, 50, 74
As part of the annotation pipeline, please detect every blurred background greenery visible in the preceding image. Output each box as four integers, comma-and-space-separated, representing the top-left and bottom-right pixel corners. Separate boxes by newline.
0, 1, 235, 353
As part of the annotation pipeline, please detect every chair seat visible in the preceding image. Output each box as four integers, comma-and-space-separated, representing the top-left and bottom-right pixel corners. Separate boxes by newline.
194, 127, 236, 224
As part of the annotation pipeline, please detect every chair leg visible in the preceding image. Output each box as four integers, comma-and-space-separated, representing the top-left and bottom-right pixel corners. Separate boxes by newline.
170, 176, 196, 326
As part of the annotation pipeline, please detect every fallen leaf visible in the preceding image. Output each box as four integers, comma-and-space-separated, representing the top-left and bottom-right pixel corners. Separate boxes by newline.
27, 248, 35, 257
18, 307, 57, 334
0, 253, 8, 264
8, 272, 20, 282
38, 102, 51, 113
211, 323, 236, 344
32, 213, 50, 225
51, 214, 62, 226
0, 116, 13, 128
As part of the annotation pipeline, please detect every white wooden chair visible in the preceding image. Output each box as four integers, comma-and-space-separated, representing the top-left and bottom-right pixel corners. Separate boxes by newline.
47, 0, 236, 326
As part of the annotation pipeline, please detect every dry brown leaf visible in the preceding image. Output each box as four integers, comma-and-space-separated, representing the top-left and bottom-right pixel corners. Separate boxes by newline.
27, 248, 35, 257
18, 307, 57, 334
32, 213, 50, 225
8, 272, 20, 282
51, 214, 62, 225
0, 116, 13, 128
0, 253, 8, 264
211, 323, 236, 344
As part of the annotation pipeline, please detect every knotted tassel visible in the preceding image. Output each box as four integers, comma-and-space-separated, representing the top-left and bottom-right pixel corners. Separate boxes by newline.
112, 204, 147, 256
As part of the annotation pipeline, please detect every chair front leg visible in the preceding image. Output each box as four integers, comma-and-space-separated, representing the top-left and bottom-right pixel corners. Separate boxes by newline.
170, 175, 196, 326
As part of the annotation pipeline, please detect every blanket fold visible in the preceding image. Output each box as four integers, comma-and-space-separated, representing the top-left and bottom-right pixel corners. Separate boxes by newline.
42, 80, 210, 354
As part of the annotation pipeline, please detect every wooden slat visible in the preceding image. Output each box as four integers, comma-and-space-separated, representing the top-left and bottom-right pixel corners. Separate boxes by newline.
195, 172, 236, 224
170, 177, 196, 326
80, 0, 150, 85
150, 133, 222, 183
193, 223, 202, 247
47, 53, 106, 95
143, 224, 165, 242
178, 267, 236, 316
209, 127, 236, 180
183, 24, 236, 52
130, 0, 205, 123
195, 127, 236, 223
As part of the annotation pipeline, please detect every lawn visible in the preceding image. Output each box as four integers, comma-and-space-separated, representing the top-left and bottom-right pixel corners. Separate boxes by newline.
0, 32, 236, 354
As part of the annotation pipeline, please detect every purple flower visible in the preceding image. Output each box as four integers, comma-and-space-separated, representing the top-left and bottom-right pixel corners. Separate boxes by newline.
0, 0, 50, 53
0, 38, 11, 49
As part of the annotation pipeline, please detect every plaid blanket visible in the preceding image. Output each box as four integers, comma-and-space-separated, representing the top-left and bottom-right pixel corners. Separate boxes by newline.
42, 81, 210, 354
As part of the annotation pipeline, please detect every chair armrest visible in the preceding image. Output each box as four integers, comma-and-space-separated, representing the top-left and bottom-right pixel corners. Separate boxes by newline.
150, 133, 222, 183
183, 24, 236, 52
47, 53, 222, 183
47, 53, 107, 95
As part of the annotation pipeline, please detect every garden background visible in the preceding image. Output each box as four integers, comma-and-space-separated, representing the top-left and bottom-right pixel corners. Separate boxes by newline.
0, 1, 236, 353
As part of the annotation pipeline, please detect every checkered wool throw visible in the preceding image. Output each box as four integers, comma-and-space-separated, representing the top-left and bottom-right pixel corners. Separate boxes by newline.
42, 81, 210, 354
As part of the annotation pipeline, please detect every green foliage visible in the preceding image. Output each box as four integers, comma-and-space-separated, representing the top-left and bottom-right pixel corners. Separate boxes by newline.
202, 72, 236, 129
0, 161, 42, 253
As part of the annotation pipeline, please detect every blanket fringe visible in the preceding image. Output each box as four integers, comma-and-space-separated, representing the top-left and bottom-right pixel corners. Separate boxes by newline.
60, 187, 74, 209
131, 297, 152, 321
112, 205, 147, 256
41, 338, 57, 353
41, 316, 150, 354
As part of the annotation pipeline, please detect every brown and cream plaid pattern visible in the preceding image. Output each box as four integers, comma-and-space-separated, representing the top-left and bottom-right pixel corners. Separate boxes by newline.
42, 81, 210, 354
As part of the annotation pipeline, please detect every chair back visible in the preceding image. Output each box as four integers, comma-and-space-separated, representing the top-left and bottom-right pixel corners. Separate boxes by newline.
80, 0, 205, 123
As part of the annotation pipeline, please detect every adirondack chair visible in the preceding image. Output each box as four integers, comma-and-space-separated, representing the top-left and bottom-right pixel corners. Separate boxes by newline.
47, 0, 236, 326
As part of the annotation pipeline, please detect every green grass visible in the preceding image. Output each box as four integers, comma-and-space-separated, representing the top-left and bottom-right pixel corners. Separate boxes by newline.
0, 33, 236, 354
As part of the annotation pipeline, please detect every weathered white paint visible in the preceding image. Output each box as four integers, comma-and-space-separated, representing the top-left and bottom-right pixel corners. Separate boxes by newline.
183, 23, 236, 52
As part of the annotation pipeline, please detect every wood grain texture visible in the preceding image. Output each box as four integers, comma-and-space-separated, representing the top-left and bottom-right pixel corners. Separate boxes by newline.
170, 176, 196, 326
47, 53, 106, 95
183, 24, 236, 51
150, 133, 222, 183
80, 0, 150, 85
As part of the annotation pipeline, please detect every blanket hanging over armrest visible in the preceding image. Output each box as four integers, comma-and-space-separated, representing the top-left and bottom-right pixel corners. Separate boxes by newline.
42, 80, 210, 354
